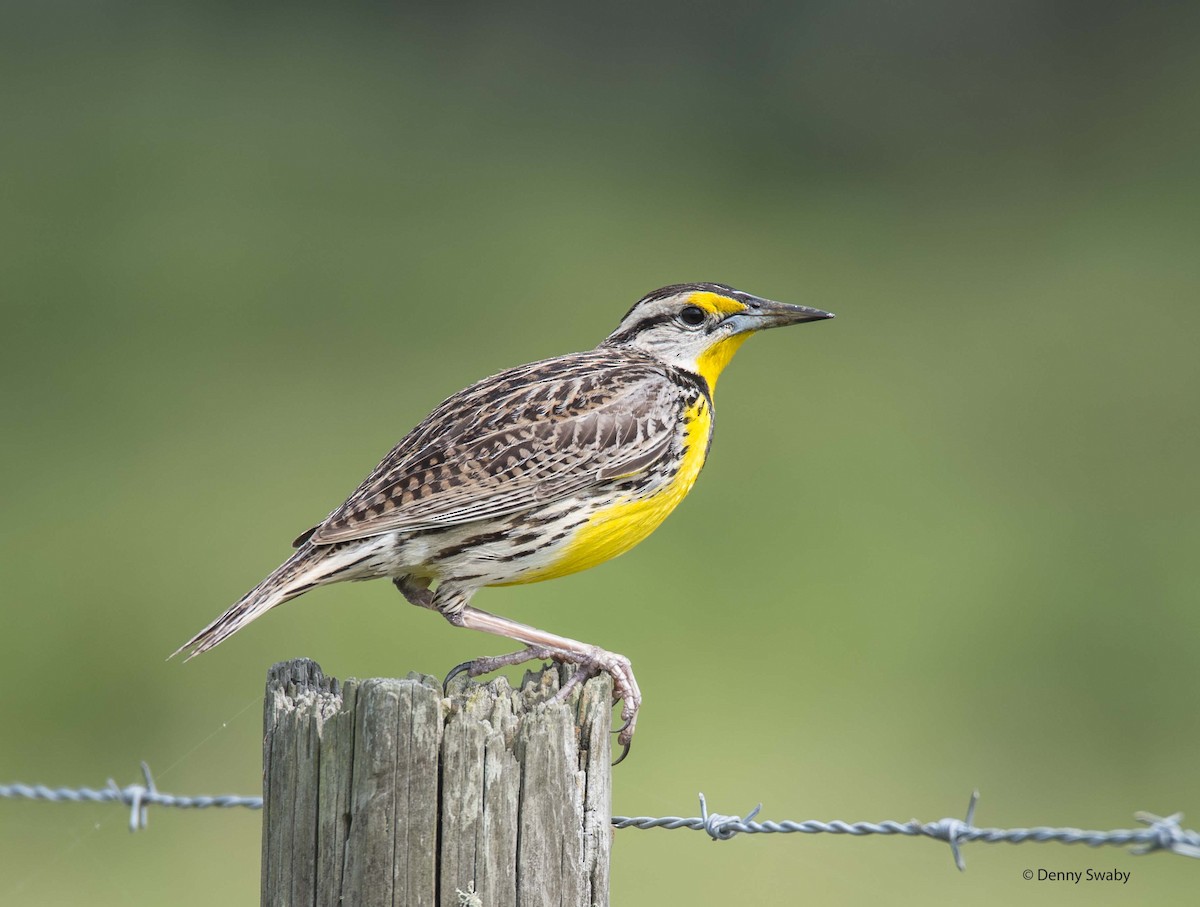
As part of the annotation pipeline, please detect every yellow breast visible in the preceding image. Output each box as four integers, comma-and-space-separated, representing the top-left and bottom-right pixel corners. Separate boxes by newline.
497, 397, 712, 585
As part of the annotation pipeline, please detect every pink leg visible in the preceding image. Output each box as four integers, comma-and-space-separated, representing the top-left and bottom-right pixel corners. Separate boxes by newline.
444, 605, 642, 762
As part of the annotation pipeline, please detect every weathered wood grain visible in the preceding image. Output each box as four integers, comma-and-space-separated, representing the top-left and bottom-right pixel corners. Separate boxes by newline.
261, 658, 341, 907
316, 677, 356, 907
262, 659, 611, 907
439, 678, 520, 907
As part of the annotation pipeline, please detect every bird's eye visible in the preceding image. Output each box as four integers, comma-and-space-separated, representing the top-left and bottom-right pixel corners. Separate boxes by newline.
679, 305, 707, 327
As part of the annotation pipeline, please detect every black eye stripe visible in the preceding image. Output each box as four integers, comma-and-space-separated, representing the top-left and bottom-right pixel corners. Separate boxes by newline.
602, 312, 676, 345
602, 301, 718, 347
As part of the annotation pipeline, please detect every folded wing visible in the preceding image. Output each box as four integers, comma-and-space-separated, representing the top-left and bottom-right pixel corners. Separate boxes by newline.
305, 354, 680, 545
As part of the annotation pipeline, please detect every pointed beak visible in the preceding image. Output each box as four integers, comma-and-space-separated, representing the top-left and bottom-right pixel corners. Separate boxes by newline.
725, 297, 835, 334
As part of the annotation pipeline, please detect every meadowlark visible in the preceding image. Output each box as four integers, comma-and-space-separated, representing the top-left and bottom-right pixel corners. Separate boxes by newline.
174, 282, 832, 759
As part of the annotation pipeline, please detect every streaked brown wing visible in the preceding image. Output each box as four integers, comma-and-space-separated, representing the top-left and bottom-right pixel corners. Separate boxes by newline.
305, 352, 680, 545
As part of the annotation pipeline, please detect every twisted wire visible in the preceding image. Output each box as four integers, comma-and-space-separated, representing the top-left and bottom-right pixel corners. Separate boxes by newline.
613, 792, 1200, 868
0, 762, 262, 832
5, 767, 1200, 868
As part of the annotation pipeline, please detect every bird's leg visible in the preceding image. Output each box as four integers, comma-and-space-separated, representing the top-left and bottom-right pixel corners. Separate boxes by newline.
393, 575, 436, 609
441, 604, 642, 760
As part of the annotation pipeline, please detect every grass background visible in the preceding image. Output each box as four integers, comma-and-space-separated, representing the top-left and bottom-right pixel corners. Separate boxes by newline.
2, 2, 1199, 903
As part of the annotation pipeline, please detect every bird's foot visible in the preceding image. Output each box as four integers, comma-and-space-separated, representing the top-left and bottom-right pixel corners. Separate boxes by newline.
443, 645, 558, 687
444, 644, 641, 764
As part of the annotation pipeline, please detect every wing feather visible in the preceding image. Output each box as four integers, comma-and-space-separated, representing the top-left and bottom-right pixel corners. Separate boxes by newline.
306, 351, 682, 546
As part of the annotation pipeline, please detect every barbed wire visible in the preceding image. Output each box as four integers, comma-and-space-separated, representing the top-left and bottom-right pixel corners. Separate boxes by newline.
0, 763, 262, 833
619, 793, 1200, 869
3, 765, 1199, 869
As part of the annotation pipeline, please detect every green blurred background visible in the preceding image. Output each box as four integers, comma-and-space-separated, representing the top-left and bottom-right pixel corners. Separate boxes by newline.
3, 2, 1199, 904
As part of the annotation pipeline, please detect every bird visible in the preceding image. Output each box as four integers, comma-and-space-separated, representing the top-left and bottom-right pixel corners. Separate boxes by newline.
173, 282, 833, 761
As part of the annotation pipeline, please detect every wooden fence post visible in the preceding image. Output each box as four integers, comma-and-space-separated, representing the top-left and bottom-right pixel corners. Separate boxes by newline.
262, 657, 612, 907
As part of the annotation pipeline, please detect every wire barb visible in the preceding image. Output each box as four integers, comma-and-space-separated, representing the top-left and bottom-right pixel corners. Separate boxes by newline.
922, 789, 979, 870
698, 792, 763, 841
1132, 812, 1200, 859
105, 761, 159, 832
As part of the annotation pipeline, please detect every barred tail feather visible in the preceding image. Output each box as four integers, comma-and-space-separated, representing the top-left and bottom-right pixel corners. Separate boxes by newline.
171, 541, 378, 661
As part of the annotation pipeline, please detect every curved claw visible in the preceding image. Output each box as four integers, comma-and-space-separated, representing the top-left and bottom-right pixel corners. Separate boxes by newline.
610, 700, 638, 766
443, 660, 474, 689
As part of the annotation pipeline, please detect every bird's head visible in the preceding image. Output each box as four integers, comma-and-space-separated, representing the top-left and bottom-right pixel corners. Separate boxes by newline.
600, 282, 833, 392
